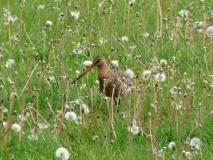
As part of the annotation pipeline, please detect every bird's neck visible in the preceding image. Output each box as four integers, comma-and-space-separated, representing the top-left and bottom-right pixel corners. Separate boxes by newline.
97, 63, 109, 79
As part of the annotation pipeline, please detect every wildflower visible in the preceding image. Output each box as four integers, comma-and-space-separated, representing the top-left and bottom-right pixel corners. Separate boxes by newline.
182, 151, 192, 160
37, 4, 45, 10
125, 69, 135, 79
190, 137, 201, 150
206, 26, 213, 37
92, 135, 99, 141
194, 21, 203, 30
99, 37, 107, 45
48, 76, 56, 83
129, 0, 136, 6
178, 10, 189, 17
142, 32, 149, 38
46, 20, 53, 27
142, 70, 151, 81
11, 123, 21, 133
3, 8, 18, 25
55, 147, 70, 160
83, 60, 92, 67
38, 122, 48, 129
111, 60, 119, 67
168, 141, 176, 151
73, 43, 83, 55
81, 104, 90, 114
5, 59, 15, 68
160, 59, 167, 66
128, 120, 140, 135
121, 36, 128, 43
154, 72, 166, 82
70, 11, 80, 20
65, 111, 77, 122
28, 133, 38, 141
3, 121, 7, 128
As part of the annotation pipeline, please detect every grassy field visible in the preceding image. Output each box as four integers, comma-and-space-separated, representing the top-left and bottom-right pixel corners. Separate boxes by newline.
0, 0, 213, 159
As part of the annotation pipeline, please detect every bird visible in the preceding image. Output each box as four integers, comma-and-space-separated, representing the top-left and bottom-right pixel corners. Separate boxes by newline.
72, 56, 134, 101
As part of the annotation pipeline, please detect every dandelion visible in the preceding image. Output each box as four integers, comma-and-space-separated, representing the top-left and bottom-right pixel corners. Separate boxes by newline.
206, 26, 213, 37
81, 104, 90, 114
92, 135, 99, 141
46, 20, 53, 27
37, 4, 45, 10
48, 76, 56, 83
154, 72, 166, 82
70, 11, 80, 20
73, 43, 83, 55
3, 121, 7, 128
111, 60, 119, 67
121, 36, 128, 43
190, 137, 201, 150
168, 141, 176, 151
65, 111, 77, 122
128, 120, 140, 135
129, 0, 136, 6
5, 59, 15, 68
83, 60, 92, 67
142, 70, 151, 81
38, 122, 48, 129
28, 133, 38, 141
125, 69, 135, 79
142, 32, 149, 38
3, 8, 18, 25
55, 147, 70, 160
178, 10, 189, 17
182, 151, 192, 160
11, 123, 21, 133
160, 59, 167, 66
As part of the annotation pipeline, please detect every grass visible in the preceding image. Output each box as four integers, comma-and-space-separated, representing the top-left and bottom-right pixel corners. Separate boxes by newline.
0, 0, 213, 159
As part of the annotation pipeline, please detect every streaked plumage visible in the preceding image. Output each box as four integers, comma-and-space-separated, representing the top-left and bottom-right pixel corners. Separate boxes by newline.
73, 56, 133, 98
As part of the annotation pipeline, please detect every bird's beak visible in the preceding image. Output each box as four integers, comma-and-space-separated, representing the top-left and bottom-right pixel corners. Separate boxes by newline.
72, 64, 95, 83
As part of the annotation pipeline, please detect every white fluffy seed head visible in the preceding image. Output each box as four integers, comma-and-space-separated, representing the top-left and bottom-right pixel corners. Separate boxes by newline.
160, 59, 168, 66
121, 36, 128, 43
46, 20, 53, 27
206, 26, 213, 37
81, 104, 90, 114
125, 69, 135, 79
168, 141, 176, 150
142, 70, 151, 81
154, 72, 166, 82
65, 112, 77, 122
190, 137, 201, 150
5, 59, 15, 68
83, 60, 92, 67
11, 123, 21, 133
55, 147, 70, 160
111, 60, 119, 67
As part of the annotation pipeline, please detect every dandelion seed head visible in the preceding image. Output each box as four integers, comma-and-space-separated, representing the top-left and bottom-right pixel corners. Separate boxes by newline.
206, 26, 213, 37
83, 60, 92, 67
65, 111, 77, 122
142, 70, 151, 81
168, 141, 176, 150
125, 69, 135, 79
70, 11, 80, 20
190, 137, 201, 150
111, 60, 119, 67
55, 147, 70, 160
11, 123, 21, 133
5, 59, 15, 68
46, 20, 53, 27
121, 36, 128, 43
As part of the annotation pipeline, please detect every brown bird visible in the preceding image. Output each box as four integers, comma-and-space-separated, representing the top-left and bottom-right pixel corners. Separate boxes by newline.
73, 56, 134, 101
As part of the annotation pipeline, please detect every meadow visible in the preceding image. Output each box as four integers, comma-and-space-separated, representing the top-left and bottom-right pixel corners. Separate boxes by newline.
0, 0, 213, 159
